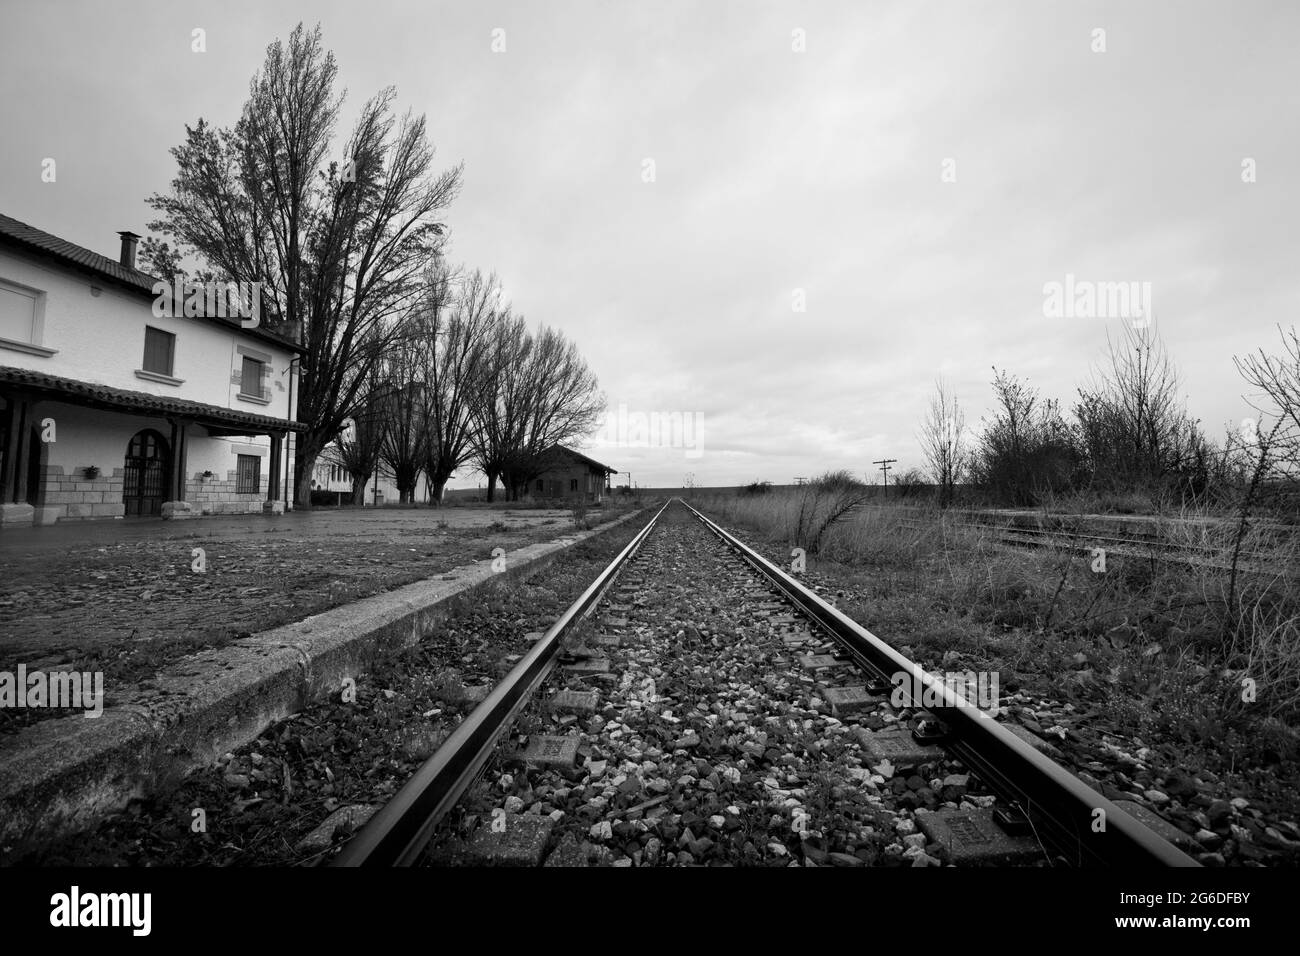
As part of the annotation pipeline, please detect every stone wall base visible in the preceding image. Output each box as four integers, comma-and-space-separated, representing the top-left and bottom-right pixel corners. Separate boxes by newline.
161, 501, 195, 519
0, 503, 35, 529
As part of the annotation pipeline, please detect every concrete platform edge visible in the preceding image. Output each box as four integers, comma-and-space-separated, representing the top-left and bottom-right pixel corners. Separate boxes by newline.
0, 508, 646, 849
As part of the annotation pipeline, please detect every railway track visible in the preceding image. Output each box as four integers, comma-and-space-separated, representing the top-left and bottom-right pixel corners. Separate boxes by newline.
893, 512, 1288, 576
332, 499, 1199, 867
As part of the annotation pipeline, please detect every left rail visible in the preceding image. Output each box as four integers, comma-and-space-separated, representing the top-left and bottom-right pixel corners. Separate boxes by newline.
331, 501, 669, 867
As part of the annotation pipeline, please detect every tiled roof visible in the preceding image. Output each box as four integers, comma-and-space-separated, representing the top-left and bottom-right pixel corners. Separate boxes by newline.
0, 366, 304, 433
550, 444, 616, 473
0, 213, 156, 293
0, 212, 303, 354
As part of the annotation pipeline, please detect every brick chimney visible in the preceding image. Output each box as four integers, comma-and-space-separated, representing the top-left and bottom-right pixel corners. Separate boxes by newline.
117, 231, 141, 270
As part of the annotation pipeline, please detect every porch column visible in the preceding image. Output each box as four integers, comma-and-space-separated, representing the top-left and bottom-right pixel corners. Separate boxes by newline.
167, 419, 189, 501
0, 393, 36, 528
267, 431, 283, 501
2, 395, 30, 504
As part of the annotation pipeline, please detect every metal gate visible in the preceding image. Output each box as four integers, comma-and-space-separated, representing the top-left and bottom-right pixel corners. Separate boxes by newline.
236, 453, 260, 494
123, 430, 168, 516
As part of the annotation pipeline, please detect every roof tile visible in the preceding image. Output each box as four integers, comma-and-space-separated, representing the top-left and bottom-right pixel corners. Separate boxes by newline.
0, 212, 302, 354
0, 365, 303, 433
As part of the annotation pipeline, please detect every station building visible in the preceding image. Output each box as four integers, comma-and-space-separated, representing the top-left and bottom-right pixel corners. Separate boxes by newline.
527, 445, 617, 503
0, 213, 303, 529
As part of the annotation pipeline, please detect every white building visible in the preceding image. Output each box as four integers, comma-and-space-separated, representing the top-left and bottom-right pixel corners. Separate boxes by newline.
0, 213, 302, 528
310, 443, 435, 506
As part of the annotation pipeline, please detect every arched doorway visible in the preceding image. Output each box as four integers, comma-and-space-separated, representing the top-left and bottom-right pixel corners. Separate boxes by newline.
123, 429, 169, 516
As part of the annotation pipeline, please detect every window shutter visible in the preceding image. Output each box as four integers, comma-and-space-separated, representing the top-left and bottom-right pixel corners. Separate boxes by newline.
240, 357, 257, 395
143, 327, 175, 375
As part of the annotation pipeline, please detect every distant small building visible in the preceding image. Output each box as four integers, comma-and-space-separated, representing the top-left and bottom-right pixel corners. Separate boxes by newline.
309, 442, 434, 506
527, 445, 616, 503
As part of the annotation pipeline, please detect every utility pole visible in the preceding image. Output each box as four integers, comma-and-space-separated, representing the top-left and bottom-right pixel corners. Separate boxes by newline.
793, 477, 807, 486
872, 458, 898, 496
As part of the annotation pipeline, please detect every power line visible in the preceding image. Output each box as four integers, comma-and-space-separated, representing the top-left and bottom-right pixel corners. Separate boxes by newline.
872, 458, 898, 495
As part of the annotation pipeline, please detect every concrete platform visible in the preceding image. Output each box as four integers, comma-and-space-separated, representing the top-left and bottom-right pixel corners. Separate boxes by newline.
0, 508, 646, 849
0, 504, 605, 661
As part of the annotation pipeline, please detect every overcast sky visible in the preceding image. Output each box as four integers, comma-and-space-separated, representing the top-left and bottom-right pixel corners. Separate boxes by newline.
2, 0, 1297, 489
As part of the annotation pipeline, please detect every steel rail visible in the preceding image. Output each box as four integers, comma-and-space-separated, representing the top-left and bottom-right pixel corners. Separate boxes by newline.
332, 501, 670, 867
894, 515, 1282, 575
682, 500, 1200, 867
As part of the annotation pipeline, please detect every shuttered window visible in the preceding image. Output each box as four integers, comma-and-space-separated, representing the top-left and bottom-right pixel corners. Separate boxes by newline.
236, 454, 260, 494
143, 327, 175, 376
240, 356, 264, 397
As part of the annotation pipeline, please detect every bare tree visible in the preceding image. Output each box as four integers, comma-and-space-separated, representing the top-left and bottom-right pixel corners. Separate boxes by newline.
499, 325, 606, 499
468, 312, 531, 502
918, 378, 967, 508
970, 368, 1078, 505
467, 314, 605, 501
419, 268, 500, 503
146, 23, 463, 508
1235, 325, 1300, 483
336, 364, 387, 505
1074, 323, 1204, 494
376, 321, 429, 504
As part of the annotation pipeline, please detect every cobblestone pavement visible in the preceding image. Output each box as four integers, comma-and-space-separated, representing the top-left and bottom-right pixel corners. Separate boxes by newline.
0, 506, 584, 680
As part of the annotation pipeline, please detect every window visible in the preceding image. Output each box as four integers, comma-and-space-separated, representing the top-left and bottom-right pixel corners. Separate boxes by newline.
236, 454, 260, 494
570, 478, 578, 491
0, 279, 53, 356
240, 356, 265, 398
0, 283, 38, 343
141, 327, 175, 376
536, 479, 544, 492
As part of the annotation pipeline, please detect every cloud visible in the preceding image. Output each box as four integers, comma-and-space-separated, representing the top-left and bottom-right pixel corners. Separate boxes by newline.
2, 0, 1296, 487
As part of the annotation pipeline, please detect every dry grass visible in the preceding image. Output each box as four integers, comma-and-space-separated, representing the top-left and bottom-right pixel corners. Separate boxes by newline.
695, 489, 1300, 754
